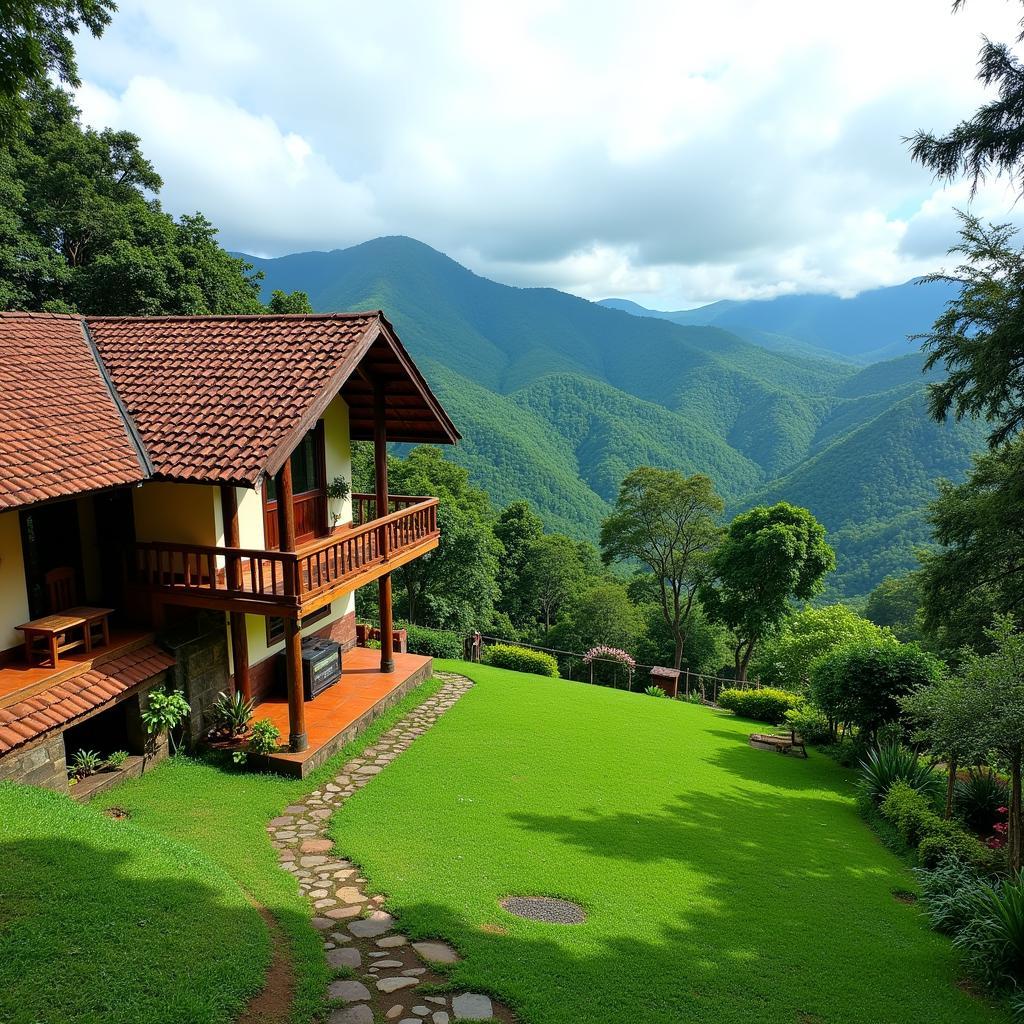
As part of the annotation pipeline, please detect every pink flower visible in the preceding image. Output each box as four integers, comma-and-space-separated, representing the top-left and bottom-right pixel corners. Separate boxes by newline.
582, 646, 636, 669
998, 806, 1009, 815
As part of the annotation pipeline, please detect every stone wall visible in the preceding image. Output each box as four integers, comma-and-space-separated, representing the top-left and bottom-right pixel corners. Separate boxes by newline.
0, 734, 69, 793
159, 612, 230, 745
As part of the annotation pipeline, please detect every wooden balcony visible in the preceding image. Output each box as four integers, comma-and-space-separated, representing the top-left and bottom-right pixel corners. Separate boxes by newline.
130, 495, 439, 618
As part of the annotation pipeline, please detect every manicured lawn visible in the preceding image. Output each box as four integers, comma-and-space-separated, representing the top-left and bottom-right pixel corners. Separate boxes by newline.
330, 660, 1008, 1024
0, 783, 266, 1024
0, 671, 444, 1024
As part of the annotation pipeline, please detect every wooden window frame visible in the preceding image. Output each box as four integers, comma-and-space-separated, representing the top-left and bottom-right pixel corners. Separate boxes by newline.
266, 604, 331, 647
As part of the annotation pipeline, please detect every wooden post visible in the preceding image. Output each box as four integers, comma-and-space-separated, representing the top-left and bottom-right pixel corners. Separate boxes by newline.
375, 386, 395, 673
276, 461, 297, 556
221, 484, 251, 701
284, 617, 307, 751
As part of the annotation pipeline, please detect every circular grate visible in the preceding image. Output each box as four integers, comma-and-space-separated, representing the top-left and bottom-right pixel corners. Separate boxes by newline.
500, 896, 586, 924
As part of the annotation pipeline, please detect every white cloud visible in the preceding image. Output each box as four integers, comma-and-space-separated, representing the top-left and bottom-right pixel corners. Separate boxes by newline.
72, 0, 1024, 306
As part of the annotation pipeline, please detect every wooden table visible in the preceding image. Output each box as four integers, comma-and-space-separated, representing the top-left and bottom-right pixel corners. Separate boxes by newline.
16, 606, 114, 668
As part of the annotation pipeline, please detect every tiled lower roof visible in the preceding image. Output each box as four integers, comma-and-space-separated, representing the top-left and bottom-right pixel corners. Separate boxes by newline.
0, 644, 176, 757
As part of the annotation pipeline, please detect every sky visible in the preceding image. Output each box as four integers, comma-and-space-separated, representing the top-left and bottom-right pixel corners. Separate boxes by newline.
74, 0, 1024, 308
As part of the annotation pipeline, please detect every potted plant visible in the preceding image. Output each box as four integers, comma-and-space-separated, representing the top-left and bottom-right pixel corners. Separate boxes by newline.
68, 748, 104, 783
206, 690, 255, 749
232, 718, 282, 766
141, 687, 191, 755
104, 750, 129, 771
326, 475, 351, 529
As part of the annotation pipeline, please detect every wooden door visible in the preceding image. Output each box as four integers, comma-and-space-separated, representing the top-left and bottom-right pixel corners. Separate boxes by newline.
263, 422, 327, 549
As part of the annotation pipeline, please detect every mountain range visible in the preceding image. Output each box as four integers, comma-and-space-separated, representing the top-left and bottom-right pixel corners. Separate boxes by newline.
242, 236, 985, 598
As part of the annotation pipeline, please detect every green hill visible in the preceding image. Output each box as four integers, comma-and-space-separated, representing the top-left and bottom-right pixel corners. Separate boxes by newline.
244, 236, 984, 597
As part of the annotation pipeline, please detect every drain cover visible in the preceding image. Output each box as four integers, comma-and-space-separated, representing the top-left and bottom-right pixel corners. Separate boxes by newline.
500, 896, 586, 924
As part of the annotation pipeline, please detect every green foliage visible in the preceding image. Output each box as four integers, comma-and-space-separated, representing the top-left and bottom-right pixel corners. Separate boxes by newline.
482, 643, 559, 678
208, 690, 255, 738
632, 595, 731, 675
104, 749, 128, 770
811, 639, 943, 739
956, 769, 1010, 836
863, 573, 923, 642
247, 718, 282, 757
753, 604, 892, 691
140, 688, 191, 751
917, 855, 989, 935
601, 467, 724, 670
953, 878, 1024, 992
880, 780, 944, 842
643, 684, 668, 698
68, 748, 103, 779
267, 288, 312, 313
783, 704, 832, 744
520, 532, 588, 635
717, 687, 804, 724
548, 582, 646, 656
493, 500, 544, 626
403, 623, 464, 660
700, 502, 835, 679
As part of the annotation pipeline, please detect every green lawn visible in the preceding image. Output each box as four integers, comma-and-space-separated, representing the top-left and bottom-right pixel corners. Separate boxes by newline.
330, 660, 1008, 1024
0, 783, 266, 1024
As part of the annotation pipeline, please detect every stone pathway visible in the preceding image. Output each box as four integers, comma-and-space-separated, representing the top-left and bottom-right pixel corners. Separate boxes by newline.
266, 672, 511, 1024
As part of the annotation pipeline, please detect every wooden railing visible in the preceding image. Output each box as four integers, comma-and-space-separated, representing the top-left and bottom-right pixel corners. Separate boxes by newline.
130, 496, 439, 610
351, 493, 430, 526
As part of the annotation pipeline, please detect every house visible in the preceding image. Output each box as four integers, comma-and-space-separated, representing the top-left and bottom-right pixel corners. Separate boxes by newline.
0, 310, 458, 793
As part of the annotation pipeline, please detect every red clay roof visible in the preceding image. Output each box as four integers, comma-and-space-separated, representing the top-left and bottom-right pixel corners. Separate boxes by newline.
0, 313, 147, 510
0, 644, 175, 757
88, 313, 386, 485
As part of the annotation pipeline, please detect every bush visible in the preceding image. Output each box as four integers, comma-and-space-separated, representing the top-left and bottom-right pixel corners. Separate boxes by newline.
403, 624, 464, 660
859, 744, 941, 804
643, 685, 668, 698
247, 718, 282, 757
917, 855, 987, 934
956, 768, 1009, 835
483, 643, 559, 677
953, 877, 1024, 991
208, 690, 255, 738
717, 687, 803, 724
783, 704, 831, 744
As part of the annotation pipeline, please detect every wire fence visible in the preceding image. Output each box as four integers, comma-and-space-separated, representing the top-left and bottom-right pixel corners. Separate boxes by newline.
475, 634, 760, 704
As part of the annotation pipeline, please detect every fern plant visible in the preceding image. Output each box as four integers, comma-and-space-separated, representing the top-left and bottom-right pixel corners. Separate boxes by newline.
858, 743, 941, 805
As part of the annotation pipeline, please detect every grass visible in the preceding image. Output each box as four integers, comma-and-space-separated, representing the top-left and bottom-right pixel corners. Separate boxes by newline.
0, 783, 266, 1024
329, 660, 1009, 1024
23, 674, 444, 1024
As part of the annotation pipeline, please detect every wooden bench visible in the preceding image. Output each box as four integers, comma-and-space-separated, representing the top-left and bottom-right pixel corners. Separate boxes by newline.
749, 730, 808, 758
17, 606, 114, 668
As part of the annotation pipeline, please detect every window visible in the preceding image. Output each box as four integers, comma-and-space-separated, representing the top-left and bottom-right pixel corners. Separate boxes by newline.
265, 426, 324, 500
266, 604, 331, 647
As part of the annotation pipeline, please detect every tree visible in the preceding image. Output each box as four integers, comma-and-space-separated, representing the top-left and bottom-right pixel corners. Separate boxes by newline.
0, 0, 114, 130
902, 672, 986, 819
810, 639, 945, 743
915, 213, 1024, 447
600, 468, 723, 670
864, 573, 924, 643
2, 82, 265, 315
753, 604, 893, 691
268, 289, 313, 314
521, 533, 586, 636
633, 598, 730, 676
909, 2, 1024, 200
549, 582, 646, 659
919, 438, 1024, 652
699, 503, 835, 681
946, 615, 1024, 872
493, 500, 543, 626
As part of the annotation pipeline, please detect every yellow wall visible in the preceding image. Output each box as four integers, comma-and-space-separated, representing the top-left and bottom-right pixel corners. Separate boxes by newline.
226, 395, 356, 673
0, 511, 29, 650
133, 482, 221, 546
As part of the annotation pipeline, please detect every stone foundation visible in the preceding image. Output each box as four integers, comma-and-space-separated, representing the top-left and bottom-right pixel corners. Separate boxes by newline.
0, 734, 69, 793
159, 613, 230, 745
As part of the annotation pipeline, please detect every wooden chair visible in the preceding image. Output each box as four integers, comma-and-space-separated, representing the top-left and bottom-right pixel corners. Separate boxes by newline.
45, 566, 77, 612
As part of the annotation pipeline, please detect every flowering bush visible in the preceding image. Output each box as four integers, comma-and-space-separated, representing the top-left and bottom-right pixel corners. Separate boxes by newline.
988, 806, 1009, 850
582, 646, 636, 669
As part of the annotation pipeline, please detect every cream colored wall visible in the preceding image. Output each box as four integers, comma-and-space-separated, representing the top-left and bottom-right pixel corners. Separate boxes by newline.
133, 482, 221, 546
226, 395, 356, 674
0, 511, 29, 650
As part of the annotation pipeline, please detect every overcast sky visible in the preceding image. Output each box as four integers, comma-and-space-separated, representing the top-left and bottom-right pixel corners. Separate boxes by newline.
74, 0, 1024, 308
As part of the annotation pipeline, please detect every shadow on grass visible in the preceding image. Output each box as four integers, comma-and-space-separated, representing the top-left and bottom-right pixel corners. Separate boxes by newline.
0, 836, 268, 1024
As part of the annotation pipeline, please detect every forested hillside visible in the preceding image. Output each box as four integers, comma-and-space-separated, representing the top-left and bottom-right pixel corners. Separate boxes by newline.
245, 236, 985, 597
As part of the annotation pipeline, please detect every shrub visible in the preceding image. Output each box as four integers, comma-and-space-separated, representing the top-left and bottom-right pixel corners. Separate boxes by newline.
783, 704, 831, 744
643, 685, 668, 698
717, 687, 803, 724
917, 855, 986, 934
104, 750, 129, 770
956, 768, 1009, 835
247, 718, 282, 757
403, 624, 464, 660
483, 643, 559, 677
953, 877, 1024, 991
68, 749, 103, 779
208, 690, 255, 737
860, 744, 941, 804
141, 687, 191, 753
880, 781, 941, 844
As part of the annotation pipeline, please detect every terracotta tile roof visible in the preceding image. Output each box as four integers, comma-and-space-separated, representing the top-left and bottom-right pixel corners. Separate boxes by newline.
87, 313, 380, 485
0, 313, 147, 511
0, 644, 175, 756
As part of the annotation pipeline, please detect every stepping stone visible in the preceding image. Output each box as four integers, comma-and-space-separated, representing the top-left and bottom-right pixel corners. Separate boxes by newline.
424, 997, 447, 1006
301, 838, 334, 853
433, 1014, 450, 1024
327, 946, 361, 969
326, 905, 362, 920
310, 808, 333, 820
373, 959, 404, 968
328, 979, 371, 1002
412, 941, 460, 964
284, 805, 307, 814
377, 976, 419, 993
268, 816, 294, 826
349, 912, 396, 938
335, 886, 364, 903
329, 1007, 373, 1024
386, 1009, 405, 1021
312, 917, 335, 930
354, 764, 383, 775
376, 934, 408, 948
413, 1007, 431, 1015
451, 994, 493, 1020
403, 968, 427, 976
301, 856, 328, 867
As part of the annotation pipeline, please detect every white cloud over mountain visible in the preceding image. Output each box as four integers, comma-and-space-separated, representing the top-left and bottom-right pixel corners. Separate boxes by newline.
75, 0, 1024, 307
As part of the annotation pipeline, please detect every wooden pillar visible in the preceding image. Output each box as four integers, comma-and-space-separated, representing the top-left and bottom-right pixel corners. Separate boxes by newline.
275, 462, 305, 750
375, 387, 395, 673
220, 484, 251, 701
284, 617, 307, 751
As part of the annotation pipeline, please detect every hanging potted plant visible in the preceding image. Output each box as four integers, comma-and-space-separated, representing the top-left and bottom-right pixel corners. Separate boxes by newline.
327, 475, 351, 529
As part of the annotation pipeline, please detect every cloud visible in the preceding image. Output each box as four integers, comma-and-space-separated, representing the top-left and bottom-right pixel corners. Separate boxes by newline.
73, 0, 1024, 306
